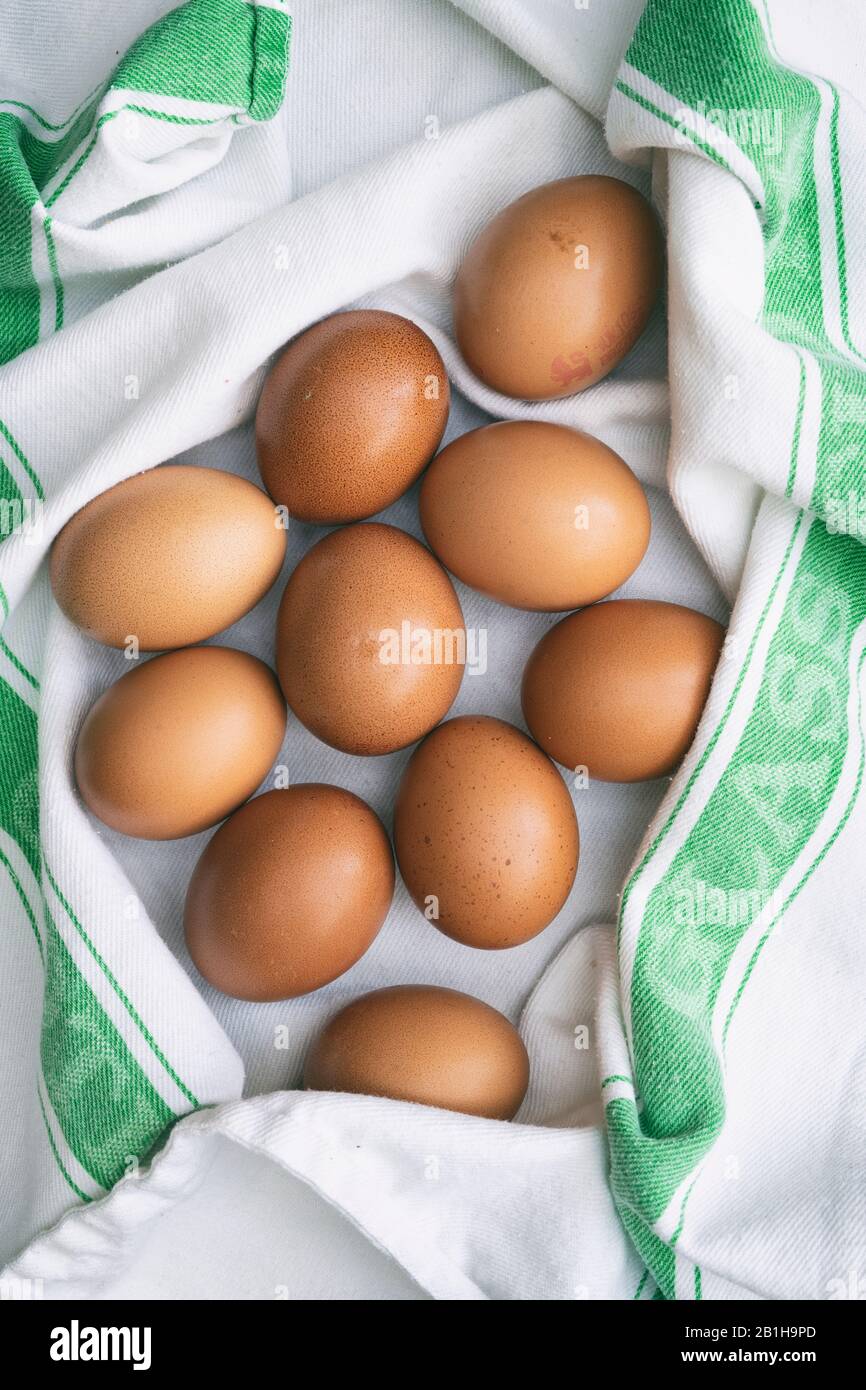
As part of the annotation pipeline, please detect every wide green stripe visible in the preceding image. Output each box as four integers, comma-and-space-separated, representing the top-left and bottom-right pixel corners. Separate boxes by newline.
0, 664, 189, 1194
0, 98, 98, 365
0, 672, 39, 875
47, 865, 199, 1109
0, 656, 187, 1189
37, 1087, 93, 1204
0, 656, 180, 1194
247, 6, 292, 121
118, 0, 290, 115
0, 116, 41, 365
41, 911, 176, 1190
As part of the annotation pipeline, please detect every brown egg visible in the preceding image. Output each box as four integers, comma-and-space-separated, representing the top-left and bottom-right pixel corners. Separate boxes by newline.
255, 310, 449, 524
50, 465, 286, 650
75, 647, 286, 839
420, 420, 650, 610
277, 522, 465, 755
453, 175, 662, 400
394, 715, 578, 949
304, 985, 529, 1119
522, 600, 725, 782
184, 786, 394, 1000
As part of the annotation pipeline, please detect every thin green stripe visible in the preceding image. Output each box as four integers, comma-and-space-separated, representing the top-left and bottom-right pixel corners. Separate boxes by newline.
0, 81, 105, 134
0, 419, 44, 501
785, 353, 807, 499
37, 1087, 92, 1205
0, 581, 42, 694
45, 109, 118, 209
669, 1174, 700, 1249
42, 215, 63, 333
0, 843, 42, 957
633, 1269, 650, 1300
614, 80, 742, 189
0, 636, 39, 690
118, 0, 288, 112
601, 1074, 634, 1089
47, 865, 199, 1108
124, 104, 227, 126
829, 85, 866, 366
694, 1265, 702, 1301
43, 105, 230, 212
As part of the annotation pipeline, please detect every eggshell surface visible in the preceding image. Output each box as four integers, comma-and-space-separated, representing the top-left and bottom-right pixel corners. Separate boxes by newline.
394, 715, 579, 949
50, 465, 286, 650
453, 175, 662, 399
256, 310, 449, 524
277, 522, 465, 755
304, 985, 529, 1120
184, 785, 394, 1001
522, 599, 725, 782
75, 646, 286, 839
419, 420, 650, 610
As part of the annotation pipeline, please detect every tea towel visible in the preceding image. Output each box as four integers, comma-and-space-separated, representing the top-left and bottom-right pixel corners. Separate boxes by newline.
2, 0, 865, 1301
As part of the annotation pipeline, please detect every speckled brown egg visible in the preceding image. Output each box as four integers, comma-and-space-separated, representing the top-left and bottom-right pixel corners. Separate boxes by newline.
304, 985, 529, 1120
522, 600, 725, 782
75, 646, 286, 839
453, 175, 662, 400
394, 715, 579, 949
419, 420, 650, 610
277, 522, 465, 755
50, 465, 286, 650
255, 310, 450, 524
184, 785, 394, 1001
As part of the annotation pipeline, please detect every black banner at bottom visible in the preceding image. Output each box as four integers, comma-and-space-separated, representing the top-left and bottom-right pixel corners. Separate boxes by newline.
0, 1294, 858, 1372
